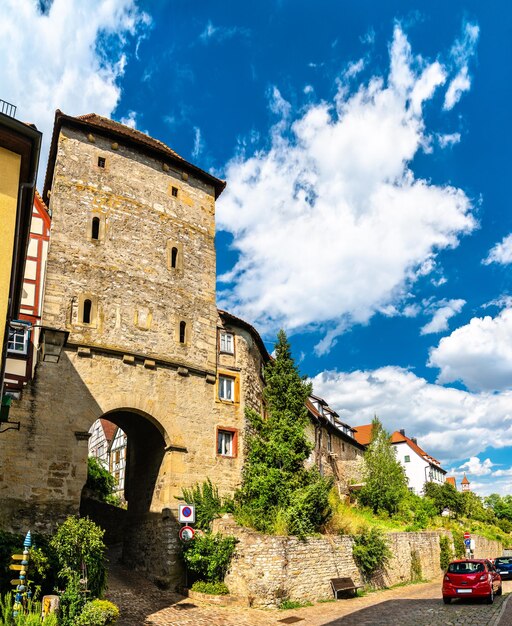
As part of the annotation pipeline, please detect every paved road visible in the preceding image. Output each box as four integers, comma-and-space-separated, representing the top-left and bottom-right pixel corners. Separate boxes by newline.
106, 561, 512, 626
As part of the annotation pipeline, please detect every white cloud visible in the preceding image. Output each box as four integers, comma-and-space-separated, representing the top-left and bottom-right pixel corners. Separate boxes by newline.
0, 0, 150, 186
192, 126, 204, 159
310, 366, 512, 466
199, 20, 249, 44
218, 24, 477, 353
483, 233, 512, 266
120, 110, 138, 128
444, 67, 471, 110
458, 456, 494, 476
420, 298, 465, 335
428, 307, 512, 391
438, 132, 461, 148
443, 21, 479, 110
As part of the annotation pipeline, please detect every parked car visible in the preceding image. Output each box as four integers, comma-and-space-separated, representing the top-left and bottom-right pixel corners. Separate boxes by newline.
442, 559, 502, 604
494, 557, 512, 580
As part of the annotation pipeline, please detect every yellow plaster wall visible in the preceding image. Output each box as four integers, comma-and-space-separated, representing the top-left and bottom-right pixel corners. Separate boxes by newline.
0, 146, 21, 363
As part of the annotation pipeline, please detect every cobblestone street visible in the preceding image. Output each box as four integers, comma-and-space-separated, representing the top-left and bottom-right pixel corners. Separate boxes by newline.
105, 561, 512, 626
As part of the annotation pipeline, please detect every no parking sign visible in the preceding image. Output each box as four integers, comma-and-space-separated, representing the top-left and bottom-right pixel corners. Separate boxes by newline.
178, 504, 196, 524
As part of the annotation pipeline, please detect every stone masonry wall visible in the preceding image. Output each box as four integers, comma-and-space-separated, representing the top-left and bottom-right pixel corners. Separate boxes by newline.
213, 516, 503, 608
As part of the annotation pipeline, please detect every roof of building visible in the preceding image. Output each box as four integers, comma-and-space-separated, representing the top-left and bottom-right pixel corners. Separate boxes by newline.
353, 424, 445, 472
99, 419, 117, 444
217, 309, 270, 362
43, 110, 226, 202
446, 476, 457, 487
307, 396, 365, 449
461, 473, 470, 484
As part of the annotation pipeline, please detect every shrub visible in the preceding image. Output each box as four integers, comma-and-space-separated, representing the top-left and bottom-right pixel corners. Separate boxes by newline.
75, 599, 120, 625
451, 528, 465, 559
58, 572, 87, 626
180, 479, 224, 531
284, 475, 333, 538
439, 534, 453, 571
279, 599, 313, 609
86, 458, 120, 506
182, 533, 237, 583
190, 580, 229, 595
352, 527, 390, 579
50, 516, 106, 600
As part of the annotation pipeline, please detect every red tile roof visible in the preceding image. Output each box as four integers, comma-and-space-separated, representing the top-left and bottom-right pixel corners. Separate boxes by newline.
353, 424, 445, 471
100, 419, 117, 444
461, 473, 470, 484
43, 110, 226, 202
446, 476, 456, 487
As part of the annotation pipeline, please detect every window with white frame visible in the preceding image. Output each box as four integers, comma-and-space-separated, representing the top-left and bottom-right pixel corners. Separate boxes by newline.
220, 331, 234, 354
7, 325, 30, 355
217, 429, 235, 457
218, 375, 235, 401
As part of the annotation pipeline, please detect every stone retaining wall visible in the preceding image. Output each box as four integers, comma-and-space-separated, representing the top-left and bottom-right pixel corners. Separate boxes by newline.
213, 516, 503, 608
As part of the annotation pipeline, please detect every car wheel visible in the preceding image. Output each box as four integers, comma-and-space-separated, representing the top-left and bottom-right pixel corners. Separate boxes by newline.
497, 584, 503, 596
443, 596, 451, 604
486, 589, 494, 604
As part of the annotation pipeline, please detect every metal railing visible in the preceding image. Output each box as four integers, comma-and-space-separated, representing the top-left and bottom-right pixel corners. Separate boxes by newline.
0, 99, 16, 117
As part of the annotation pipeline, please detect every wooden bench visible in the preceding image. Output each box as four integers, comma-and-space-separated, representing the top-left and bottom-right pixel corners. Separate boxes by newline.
330, 577, 363, 599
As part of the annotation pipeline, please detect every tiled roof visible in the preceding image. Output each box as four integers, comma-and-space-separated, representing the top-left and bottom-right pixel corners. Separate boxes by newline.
100, 419, 117, 444
461, 473, 470, 484
217, 309, 270, 362
43, 110, 226, 201
352, 423, 445, 471
446, 476, 456, 487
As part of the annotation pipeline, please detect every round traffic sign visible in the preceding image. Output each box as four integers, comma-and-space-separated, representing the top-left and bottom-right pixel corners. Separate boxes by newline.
464, 532, 471, 539
179, 526, 195, 542
182, 506, 192, 518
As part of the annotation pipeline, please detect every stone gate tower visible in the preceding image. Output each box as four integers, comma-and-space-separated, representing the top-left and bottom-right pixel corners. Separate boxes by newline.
0, 111, 267, 583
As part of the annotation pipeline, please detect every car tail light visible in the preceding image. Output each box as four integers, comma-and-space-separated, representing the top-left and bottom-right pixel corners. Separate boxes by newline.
444, 575, 450, 582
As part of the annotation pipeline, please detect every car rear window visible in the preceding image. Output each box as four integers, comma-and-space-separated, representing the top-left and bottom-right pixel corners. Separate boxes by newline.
448, 562, 485, 573
496, 558, 512, 565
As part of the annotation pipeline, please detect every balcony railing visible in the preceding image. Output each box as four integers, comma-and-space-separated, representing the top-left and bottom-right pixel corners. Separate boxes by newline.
0, 99, 16, 118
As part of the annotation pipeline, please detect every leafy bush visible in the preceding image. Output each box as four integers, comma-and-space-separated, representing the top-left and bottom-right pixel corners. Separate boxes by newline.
180, 479, 224, 531
410, 550, 422, 582
58, 573, 87, 626
352, 527, 390, 579
182, 533, 237, 583
451, 528, 465, 559
423, 482, 463, 516
190, 580, 229, 595
86, 458, 121, 506
279, 599, 313, 609
75, 599, 120, 625
284, 475, 333, 538
50, 516, 106, 599
439, 534, 453, 571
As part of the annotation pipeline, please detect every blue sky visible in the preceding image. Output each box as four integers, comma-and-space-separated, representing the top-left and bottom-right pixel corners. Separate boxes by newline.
3, 0, 512, 495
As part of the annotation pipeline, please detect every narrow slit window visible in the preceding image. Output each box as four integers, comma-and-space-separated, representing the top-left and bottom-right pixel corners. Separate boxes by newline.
91, 217, 100, 240
171, 246, 178, 268
179, 321, 186, 343
98, 157, 106, 168
83, 299, 92, 324
171, 186, 178, 197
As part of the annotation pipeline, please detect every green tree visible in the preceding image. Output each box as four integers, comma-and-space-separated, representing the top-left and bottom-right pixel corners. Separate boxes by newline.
423, 481, 463, 516
235, 330, 332, 536
484, 494, 512, 521
358, 417, 408, 515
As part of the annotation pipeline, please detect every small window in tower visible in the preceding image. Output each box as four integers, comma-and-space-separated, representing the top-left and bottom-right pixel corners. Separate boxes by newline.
83, 299, 92, 324
91, 217, 100, 240
98, 157, 106, 168
171, 247, 178, 268
171, 186, 178, 197
179, 321, 186, 343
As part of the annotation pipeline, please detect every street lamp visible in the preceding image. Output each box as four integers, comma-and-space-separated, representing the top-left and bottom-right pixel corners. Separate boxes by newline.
38, 326, 69, 363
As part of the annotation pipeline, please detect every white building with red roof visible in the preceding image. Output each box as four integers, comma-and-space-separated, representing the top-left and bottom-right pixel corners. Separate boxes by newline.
353, 425, 446, 495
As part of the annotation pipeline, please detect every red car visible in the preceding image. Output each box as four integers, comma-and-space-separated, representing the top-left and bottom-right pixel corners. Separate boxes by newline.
442, 559, 502, 604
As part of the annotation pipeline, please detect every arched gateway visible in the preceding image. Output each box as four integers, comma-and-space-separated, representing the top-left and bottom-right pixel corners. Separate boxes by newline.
0, 111, 268, 585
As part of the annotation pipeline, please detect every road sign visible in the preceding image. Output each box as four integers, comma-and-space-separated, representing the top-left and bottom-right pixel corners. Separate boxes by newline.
464, 538, 471, 548
178, 504, 196, 523
464, 532, 471, 539
11, 555, 24, 560
179, 526, 195, 542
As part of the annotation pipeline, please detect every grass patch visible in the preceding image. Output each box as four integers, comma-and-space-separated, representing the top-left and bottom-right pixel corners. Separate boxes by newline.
191, 580, 229, 595
279, 599, 314, 610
